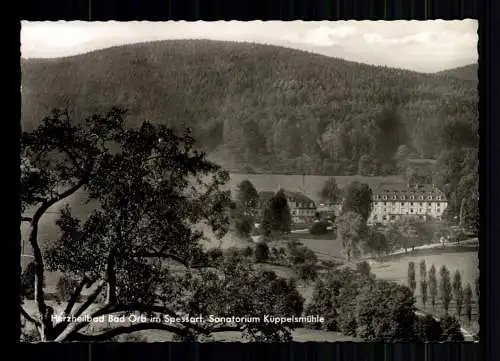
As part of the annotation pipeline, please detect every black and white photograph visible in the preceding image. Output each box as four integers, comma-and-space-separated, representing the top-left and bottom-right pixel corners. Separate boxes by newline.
20, 20, 479, 342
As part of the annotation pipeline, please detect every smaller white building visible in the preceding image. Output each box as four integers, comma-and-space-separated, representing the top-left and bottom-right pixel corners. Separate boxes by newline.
367, 183, 448, 225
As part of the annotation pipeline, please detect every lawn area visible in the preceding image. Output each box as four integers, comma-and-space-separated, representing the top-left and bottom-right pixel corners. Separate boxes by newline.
370, 247, 479, 334
292, 237, 344, 261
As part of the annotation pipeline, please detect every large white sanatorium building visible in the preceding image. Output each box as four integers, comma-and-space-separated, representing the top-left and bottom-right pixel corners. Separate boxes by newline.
367, 183, 448, 225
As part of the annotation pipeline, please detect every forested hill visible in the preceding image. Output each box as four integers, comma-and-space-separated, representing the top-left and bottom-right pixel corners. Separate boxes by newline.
436, 64, 478, 82
21, 40, 478, 175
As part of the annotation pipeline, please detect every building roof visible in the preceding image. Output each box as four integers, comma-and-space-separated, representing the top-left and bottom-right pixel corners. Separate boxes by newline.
371, 183, 446, 202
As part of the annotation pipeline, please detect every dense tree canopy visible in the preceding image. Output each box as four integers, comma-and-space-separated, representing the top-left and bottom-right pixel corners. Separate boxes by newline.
22, 40, 477, 177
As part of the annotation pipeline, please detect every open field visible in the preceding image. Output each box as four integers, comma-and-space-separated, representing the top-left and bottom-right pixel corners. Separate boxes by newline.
370, 248, 479, 289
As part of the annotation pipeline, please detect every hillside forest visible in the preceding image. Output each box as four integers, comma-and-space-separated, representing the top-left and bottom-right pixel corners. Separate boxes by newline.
20, 40, 478, 224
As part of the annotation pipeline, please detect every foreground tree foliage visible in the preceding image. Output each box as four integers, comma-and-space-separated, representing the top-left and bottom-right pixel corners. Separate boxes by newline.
413, 314, 443, 342
20, 108, 304, 342
355, 280, 416, 342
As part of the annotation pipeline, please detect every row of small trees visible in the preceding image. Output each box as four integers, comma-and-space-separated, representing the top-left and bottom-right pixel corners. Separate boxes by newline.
305, 263, 464, 341
407, 261, 479, 325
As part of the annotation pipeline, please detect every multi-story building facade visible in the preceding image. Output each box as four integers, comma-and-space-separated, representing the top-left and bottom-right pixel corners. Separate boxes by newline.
258, 190, 317, 224
367, 183, 448, 225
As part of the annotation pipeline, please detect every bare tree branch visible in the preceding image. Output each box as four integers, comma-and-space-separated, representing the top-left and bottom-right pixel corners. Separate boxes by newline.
62, 277, 94, 318
52, 281, 107, 340
71, 280, 106, 319
53, 178, 89, 204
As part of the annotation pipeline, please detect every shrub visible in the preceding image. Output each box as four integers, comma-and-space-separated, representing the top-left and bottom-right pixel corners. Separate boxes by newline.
296, 262, 318, 282
356, 261, 371, 278
306, 268, 367, 335
270, 247, 278, 257
254, 242, 269, 263
286, 241, 318, 266
319, 259, 343, 270
414, 314, 443, 342
355, 280, 416, 342
309, 221, 332, 236
21, 326, 41, 342
440, 315, 464, 341
224, 247, 245, 263
56, 275, 81, 303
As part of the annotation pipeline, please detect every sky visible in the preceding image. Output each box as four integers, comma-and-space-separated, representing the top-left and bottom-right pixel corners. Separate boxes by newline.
21, 20, 478, 73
